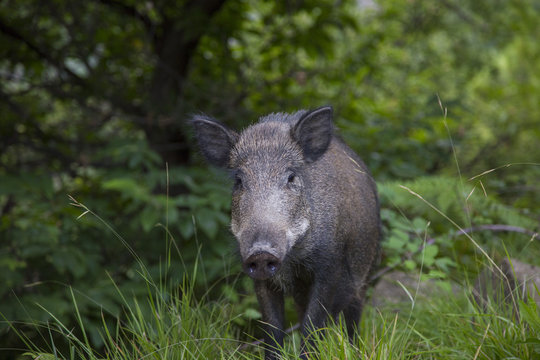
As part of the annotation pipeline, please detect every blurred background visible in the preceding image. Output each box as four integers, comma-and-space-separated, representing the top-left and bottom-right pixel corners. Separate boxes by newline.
1, 0, 539, 357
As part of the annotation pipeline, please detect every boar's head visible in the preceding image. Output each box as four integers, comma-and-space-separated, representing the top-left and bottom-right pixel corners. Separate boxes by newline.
192, 107, 333, 280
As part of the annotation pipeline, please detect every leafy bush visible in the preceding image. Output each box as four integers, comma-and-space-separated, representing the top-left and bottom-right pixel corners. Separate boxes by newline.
379, 176, 538, 278
0, 151, 236, 354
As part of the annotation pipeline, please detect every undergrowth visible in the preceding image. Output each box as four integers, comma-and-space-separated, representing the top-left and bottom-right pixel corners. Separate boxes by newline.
7, 167, 540, 359
14, 271, 540, 359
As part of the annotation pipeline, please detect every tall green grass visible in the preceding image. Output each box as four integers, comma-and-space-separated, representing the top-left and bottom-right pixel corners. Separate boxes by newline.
14, 260, 539, 359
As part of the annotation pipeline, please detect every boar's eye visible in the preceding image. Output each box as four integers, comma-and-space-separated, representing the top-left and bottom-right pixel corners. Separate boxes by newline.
286, 171, 301, 190
287, 173, 296, 184
233, 174, 243, 190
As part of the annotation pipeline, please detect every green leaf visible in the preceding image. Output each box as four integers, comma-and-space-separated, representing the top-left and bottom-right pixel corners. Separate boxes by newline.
178, 216, 195, 239
404, 259, 416, 270
103, 178, 150, 201
195, 208, 219, 240
244, 308, 261, 320
422, 244, 438, 267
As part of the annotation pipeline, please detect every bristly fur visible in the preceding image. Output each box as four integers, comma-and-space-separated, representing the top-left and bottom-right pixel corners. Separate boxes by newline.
258, 110, 308, 124
230, 119, 304, 171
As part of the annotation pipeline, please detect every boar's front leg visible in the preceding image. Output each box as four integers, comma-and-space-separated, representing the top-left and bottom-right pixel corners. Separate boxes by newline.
254, 280, 285, 360
299, 276, 339, 359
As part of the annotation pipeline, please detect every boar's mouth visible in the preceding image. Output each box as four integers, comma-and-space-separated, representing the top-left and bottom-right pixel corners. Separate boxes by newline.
242, 251, 282, 280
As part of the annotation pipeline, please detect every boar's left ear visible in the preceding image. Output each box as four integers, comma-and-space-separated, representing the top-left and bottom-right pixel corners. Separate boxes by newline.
191, 115, 239, 167
293, 106, 333, 163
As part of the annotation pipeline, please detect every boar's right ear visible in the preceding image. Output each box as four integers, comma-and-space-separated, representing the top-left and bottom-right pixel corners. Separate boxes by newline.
293, 106, 333, 163
191, 115, 239, 167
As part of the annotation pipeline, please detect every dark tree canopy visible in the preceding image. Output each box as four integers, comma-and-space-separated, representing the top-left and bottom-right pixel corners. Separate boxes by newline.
0, 0, 232, 166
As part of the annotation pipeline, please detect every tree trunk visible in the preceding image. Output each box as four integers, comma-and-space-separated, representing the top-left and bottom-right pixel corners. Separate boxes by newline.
143, 0, 227, 166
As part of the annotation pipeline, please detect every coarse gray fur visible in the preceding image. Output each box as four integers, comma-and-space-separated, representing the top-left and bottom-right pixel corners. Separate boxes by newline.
192, 106, 381, 360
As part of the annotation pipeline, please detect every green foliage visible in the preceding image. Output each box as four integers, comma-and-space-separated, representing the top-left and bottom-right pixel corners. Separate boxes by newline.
185, 0, 540, 180
0, 153, 235, 354
379, 176, 538, 277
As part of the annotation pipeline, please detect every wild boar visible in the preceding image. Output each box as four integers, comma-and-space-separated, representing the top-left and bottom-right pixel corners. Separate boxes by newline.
192, 106, 381, 359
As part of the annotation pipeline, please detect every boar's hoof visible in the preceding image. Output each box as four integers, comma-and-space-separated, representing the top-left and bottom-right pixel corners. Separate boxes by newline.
243, 252, 281, 280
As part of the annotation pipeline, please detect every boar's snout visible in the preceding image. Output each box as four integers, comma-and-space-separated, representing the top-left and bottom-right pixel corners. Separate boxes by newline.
243, 251, 281, 280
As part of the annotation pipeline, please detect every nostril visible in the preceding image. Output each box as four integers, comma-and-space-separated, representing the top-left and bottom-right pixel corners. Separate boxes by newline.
248, 262, 257, 273
267, 261, 277, 273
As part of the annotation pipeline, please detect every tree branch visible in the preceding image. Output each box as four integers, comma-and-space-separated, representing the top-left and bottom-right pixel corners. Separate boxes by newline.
92, 0, 154, 32
456, 224, 538, 239
439, 0, 489, 32
0, 17, 84, 84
